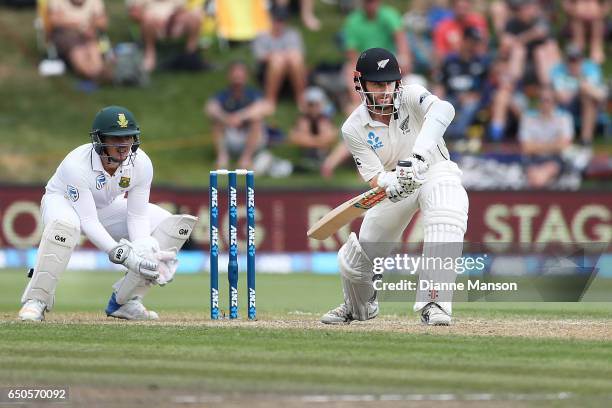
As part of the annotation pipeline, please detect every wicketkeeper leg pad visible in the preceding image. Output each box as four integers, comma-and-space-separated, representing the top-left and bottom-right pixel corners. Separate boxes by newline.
339, 232, 378, 320
21, 219, 80, 310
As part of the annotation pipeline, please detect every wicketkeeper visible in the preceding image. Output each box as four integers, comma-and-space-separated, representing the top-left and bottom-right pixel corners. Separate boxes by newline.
321, 48, 469, 325
19, 106, 198, 321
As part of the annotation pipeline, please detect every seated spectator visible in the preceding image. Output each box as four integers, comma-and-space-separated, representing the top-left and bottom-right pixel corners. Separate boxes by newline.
551, 44, 607, 146
403, 0, 452, 72
489, 0, 555, 38
500, 0, 559, 85
126, 0, 203, 72
519, 87, 573, 188
252, 6, 306, 109
432, 0, 488, 65
562, 0, 609, 64
205, 62, 272, 169
48, 0, 108, 80
273, 0, 321, 31
434, 27, 490, 140
342, 0, 411, 109
289, 87, 338, 171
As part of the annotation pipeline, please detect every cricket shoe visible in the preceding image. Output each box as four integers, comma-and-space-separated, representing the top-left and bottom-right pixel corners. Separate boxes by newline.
420, 302, 451, 326
19, 299, 47, 321
105, 293, 159, 321
321, 301, 379, 325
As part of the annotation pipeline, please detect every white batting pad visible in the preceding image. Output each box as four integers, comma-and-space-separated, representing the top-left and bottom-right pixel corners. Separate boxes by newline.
21, 219, 80, 309
414, 181, 469, 315
339, 233, 377, 320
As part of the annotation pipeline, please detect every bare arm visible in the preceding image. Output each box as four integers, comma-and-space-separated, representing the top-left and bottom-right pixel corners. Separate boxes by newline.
205, 99, 228, 124
234, 99, 273, 123
48, 10, 84, 30
521, 138, 571, 155
345, 49, 360, 103
291, 118, 338, 148
394, 30, 412, 74
320, 141, 351, 178
93, 13, 108, 32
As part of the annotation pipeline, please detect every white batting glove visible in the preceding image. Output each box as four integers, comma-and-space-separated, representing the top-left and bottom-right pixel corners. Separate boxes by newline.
377, 171, 411, 203
396, 155, 429, 194
109, 239, 159, 280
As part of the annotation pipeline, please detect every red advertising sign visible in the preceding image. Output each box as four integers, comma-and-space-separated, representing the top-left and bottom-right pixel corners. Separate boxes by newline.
0, 186, 610, 251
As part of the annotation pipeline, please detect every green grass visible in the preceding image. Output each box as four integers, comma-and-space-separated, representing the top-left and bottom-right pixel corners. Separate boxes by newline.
1, 269, 611, 406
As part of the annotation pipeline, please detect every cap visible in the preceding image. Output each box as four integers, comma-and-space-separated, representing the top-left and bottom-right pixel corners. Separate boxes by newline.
305, 87, 327, 104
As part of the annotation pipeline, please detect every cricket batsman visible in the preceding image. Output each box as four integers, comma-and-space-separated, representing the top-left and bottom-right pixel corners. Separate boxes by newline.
321, 48, 469, 325
18, 106, 198, 321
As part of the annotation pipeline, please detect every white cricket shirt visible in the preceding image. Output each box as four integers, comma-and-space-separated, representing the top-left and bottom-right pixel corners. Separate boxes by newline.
341, 84, 451, 182
45, 144, 153, 252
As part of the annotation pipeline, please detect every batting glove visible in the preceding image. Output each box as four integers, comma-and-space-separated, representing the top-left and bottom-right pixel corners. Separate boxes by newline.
396, 154, 429, 194
377, 171, 411, 203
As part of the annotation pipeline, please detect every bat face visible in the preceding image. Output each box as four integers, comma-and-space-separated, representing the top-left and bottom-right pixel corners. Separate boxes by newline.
307, 188, 386, 240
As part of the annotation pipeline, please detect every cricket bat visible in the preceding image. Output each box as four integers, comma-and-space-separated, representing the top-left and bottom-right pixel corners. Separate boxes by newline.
307, 187, 387, 240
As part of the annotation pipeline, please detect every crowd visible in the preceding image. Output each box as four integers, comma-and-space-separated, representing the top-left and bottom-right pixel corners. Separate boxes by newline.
35, 0, 610, 188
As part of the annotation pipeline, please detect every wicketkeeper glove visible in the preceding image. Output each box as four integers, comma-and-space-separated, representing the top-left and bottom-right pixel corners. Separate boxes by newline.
109, 239, 159, 280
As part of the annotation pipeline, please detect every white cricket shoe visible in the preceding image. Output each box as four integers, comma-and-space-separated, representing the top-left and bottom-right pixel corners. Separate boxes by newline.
321, 301, 379, 325
19, 299, 46, 321
420, 302, 451, 326
107, 297, 159, 321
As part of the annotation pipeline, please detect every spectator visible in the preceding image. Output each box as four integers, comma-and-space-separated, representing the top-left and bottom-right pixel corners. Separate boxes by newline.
48, 0, 108, 80
403, 0, 452, 72
432, 0, 488, 65
273, 0, 321, 31
486, 54, 529, 142
342, 0, 411, 109
205, 62, 272, 169
252, 6, 306, 110
500, 0, 559, 85
519, 87, 573, 188
434, 26, 490, 140
551, 44, 608, 146
289, 87, 338, 171
562, 0, 609, 64
489, 0, 556, 38
126, 0, 203, 72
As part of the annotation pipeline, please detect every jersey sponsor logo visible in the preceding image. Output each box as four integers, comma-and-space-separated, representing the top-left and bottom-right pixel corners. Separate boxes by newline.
117, 113, 129, 128
377, 59, 389, 70
366, 131, 383, 150
353, 156, 362, 168
119, 176, 130, 188
419, 92, 431, 105
66, 185, 79, 202
96, 174, 107, 190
